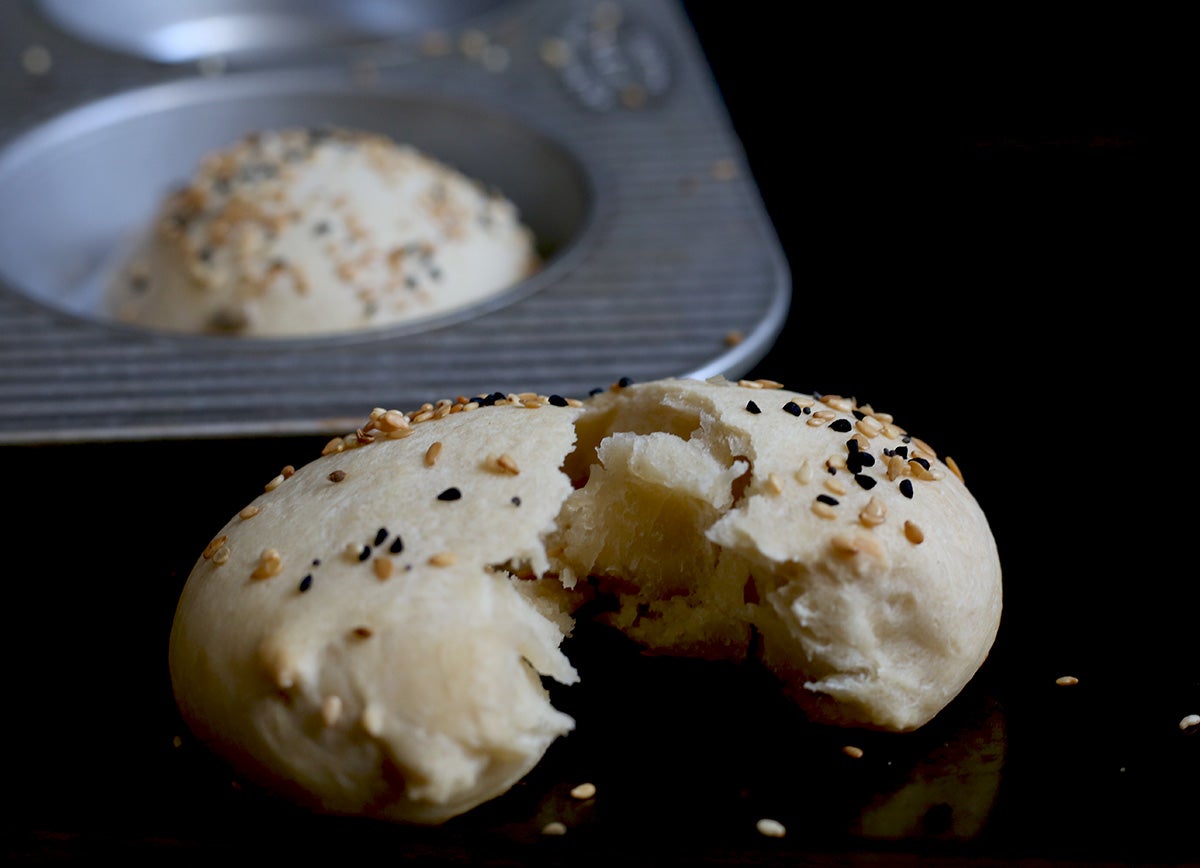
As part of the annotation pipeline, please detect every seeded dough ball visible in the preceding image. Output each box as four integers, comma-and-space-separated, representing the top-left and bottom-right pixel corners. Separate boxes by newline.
550, 377, 1003, 732
168, 395, 583, 825
169, 377, 1003, 826
108, 127, 538, 337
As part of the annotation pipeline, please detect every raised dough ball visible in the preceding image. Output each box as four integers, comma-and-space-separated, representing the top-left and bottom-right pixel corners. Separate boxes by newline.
168, 396, 582, 824
551, 377, 1002, 732
108, 127, 538, 337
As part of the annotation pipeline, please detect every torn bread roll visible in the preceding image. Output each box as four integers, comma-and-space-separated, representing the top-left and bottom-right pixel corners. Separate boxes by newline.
107, 127, 538, 337
168, 377, 1002, 824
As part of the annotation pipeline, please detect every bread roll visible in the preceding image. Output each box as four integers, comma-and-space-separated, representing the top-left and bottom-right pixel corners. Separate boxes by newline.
168, 377, 1002, 824
108, 127, 537, 337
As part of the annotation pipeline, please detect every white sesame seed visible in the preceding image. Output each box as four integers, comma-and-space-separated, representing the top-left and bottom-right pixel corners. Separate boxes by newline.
570, 782, 597, 800
756, 818, 786, 838
1179, 714, 1200, 732
321, 695, 342, 727
842, 745, 864, 759
1056, 675, 1079, 686
361, 704, 384, 736
541, 821, 568, 836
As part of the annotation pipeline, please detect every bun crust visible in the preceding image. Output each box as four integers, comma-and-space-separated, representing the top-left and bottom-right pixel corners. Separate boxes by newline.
169, 377, 1002, 823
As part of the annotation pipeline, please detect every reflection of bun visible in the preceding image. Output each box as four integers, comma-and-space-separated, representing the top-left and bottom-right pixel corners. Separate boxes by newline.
108, 127, 537, 337
169, 376, 1002, 824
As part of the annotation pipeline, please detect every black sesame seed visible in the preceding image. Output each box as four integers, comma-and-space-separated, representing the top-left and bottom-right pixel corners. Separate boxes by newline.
299, 574, 313, 592
437, 487, 462, 502
312, 559, 321, 566
827, 466, 837, 475
313, 221, 331, 236
617, 377, 634, 388
899, 479, 914, 499
746, 400, 761, 414
357, 546, 371, 562
854, 474, 877, 490
803, 406, 811, 414
589, 387, 604, 396
852, 410, 865, 420
374, 528, 388, 547
829, 419, 853, 432
389, 537, 404, 554
911, 456, 931, 470
548, 394, 568, 407
895, 445, 909, 458
782, 401, 802, 417
511, 496, 522, 506
846, 438, 860, 453
817, 494, 839, 506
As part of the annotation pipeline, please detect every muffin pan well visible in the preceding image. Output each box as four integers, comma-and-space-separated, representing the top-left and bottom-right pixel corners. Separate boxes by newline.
0, 0, 790, 443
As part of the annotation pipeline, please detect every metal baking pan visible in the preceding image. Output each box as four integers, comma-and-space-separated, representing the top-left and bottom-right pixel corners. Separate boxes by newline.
0, 0, 789, 444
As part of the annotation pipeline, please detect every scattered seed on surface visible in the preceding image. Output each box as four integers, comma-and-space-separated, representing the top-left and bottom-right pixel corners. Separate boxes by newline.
299, 574, 313, 593
859, 496, 886, 527
945, 455, 964, 482
1056, 675, 1079, 686
437, 487, 462, 501
495, 453, 520, 475
765, 473, 783, 495
570, 782, 597, 800
1179, 714, 1200, 732
746, 400, 761, 414
795, 460, 813, 484
541, 821, 567, 836
264, 474, 286, 491
361, 705, 384, 736
389, 536, 404, 554
239, 506, 260, 520
328, 469, 347, 483
829, 418, 852, 433
425, 441, 443, 466
843, 745, 864, 759
429, 552, 457, 567
352, 626, 373, 639
904, 521, 925, 544
373, 557, 393, 580
782, 401, 802, 416
756, 818, 786, 838
211, 547, 231, 565
899, 479, 914, 499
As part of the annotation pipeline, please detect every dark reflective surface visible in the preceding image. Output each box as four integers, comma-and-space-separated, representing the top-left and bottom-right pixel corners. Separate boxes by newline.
3, 5, 1193, 867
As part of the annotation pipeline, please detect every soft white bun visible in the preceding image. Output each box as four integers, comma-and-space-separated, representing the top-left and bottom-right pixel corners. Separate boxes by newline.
169, 377, 1002, 824
108, 127, 537, 337
168, 395, 583, 824
555, 377, 1002, 733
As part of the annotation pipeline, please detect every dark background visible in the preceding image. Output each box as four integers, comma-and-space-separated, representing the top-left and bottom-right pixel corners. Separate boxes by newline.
3, 5, 1192, 866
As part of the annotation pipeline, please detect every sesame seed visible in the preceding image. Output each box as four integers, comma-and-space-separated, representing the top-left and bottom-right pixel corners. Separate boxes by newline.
299, 574, 313, 592
946, 456, 965, 483
829, 419, 852, 433
617, 377, 633, 388
904, 521, 925, 544
373, 557, 393, 580
782, 401, 802, 416
756, 818, 786, 838
429, 552, 457, 567
548, 394, 569, 407
321, 695, 342, 727
212, 547, 231, 565
795, 461, 813, 484
859, 496, 886, 527
203, 535, 229, 560
495, 453, 520, 475
511, 496, 522, 506
746, 400, 761, 414
843, 745, 864, 759
854, 474, 877, 490
1179, 714, 1200, 732
824, 478, 846, 496
352, 626, 373, 639
239, 506, 260, 520
817, 494, 839, 506
361, 705, 384, 736
899, 479, 914, 499
374, 528, 388, 547
437, 487, 462, 501
541, 821, 567, 836
1056, 675, 1079, 686
765, 473, 783, 495
264, 473, 285, 491
812, 501, 837, 520
389, 536, 404, 554
570, 782, 597, 799
425, 441, 443, 466
357, 545, 371, 562
251, 548, 282, 579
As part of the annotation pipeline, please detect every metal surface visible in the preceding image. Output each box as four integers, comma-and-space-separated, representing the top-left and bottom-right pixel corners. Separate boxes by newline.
0, 0, 790, 444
